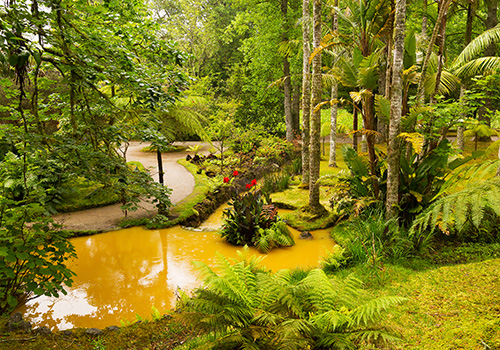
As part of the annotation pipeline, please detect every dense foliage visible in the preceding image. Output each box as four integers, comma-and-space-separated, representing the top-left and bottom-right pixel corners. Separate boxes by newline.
220, 176, 294, 253
181, 250, 405, 349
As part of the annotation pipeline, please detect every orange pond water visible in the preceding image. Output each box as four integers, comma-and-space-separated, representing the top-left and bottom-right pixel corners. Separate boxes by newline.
20, 208, 335, 330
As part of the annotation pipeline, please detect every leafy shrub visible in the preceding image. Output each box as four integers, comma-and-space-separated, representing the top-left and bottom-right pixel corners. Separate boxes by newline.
220, 177, 294, 253
0, 202, 76, 313
181, 249, 405, 350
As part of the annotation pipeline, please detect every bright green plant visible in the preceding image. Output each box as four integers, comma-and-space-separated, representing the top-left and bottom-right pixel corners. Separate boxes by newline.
182, 249, 405, 349
0, 200, 76, 314
411, 174, 500, 243
220, 176, 294, 253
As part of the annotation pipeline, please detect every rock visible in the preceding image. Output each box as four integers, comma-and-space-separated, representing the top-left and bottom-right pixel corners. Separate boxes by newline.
299, 231, 313, 240
62, 330, 74, 337
85, 328, 103, 336
105, 325, 120, 332
7, 312, 32, 333
35, 326, 52, 335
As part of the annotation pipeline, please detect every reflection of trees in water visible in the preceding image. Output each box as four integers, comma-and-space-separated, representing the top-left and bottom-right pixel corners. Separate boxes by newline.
24, 224, 336, 330
65, 228, 169, 325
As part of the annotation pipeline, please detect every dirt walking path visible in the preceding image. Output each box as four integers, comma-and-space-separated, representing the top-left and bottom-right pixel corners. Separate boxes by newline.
52, 141, 209, 232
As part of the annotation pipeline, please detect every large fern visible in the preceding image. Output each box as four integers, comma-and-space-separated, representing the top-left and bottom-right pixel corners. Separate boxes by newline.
183, 251, 405, 349
411, 177, 500, 235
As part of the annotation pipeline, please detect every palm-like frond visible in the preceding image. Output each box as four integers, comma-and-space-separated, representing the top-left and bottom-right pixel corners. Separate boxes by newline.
452, 24, 500, 69
424, 70, 461, 96
453, 56, 500, 79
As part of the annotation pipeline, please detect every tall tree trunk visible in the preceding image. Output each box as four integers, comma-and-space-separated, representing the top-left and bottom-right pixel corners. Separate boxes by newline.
282, 0, 294, 142
458, 1, 475, 152
363, 92, 380, 198
309, 0, 322, 209
329, 0, 339, 167
292, 79, 301, 135
479, 0, 498, 129
301, 0, 311, 187
353, 105, 359, 152
157, 149, 164, 185
458, 86, 466, 151
416, 0, 452, 104
422, 0, 428, 38
429, 13, 447, 103
329, 81, 338, 167
386, 0, 406, 220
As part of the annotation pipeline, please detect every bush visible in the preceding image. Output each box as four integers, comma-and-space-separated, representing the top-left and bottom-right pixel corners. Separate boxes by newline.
0, 201, 76, 314
181, 250, 405, 350
220, 176, 294, 253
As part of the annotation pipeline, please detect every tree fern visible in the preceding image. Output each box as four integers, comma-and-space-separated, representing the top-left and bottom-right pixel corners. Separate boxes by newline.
412, 177, 500, 235
183, 254, 404, 349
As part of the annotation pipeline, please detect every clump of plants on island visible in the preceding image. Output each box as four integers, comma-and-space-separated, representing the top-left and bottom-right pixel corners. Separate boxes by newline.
219, 172, 294, 253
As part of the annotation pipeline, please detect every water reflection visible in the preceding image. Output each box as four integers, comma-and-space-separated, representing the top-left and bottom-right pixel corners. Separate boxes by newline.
20, 210, 334, 330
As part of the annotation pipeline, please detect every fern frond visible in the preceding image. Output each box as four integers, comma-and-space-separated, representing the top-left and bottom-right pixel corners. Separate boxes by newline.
309, 309, 351, 332
399, 132, 424, 154
412, 177, 500, 235
349, 296, 406, 327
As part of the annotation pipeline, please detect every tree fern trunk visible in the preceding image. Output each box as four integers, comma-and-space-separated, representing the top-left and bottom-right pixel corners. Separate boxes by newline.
386, 0, 406, 219
309, 0, 322, 208
301, 0, 311, 187
329, 1, 338, 168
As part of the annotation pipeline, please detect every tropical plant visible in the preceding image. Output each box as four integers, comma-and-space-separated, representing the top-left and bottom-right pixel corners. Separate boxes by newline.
220, 177, 294, 253
411, 163, 500, 242
181, 249, 405, 349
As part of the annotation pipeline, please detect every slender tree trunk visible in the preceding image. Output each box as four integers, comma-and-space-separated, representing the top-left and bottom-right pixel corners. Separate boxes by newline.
309, 0, 322, 209
363, 92, 380, 198
386, 0, 406, 220
329, 81, 338, 167
429, 13, 447, 103
458, 2, 474, 152
416, 0, 452, 104
478, 0, 498, 130
301, 0, 311, 187
329, 0, 339, 167
458, 87, 466, 151
485, 0, 498, 56
422, 0, 428, 38
157, 149, 164, 185
282, 0, 294, 142
292, 79, 301, 135
353, 105, 359, 152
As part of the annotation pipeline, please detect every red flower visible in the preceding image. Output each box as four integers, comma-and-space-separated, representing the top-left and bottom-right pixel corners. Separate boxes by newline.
246, 183, 253, 189
223, 177, 229, 183
233, 170, 239, 176
251, 179, 257, 186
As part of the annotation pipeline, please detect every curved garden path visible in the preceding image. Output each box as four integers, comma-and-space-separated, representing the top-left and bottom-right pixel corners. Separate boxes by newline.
52, 141, 209, 232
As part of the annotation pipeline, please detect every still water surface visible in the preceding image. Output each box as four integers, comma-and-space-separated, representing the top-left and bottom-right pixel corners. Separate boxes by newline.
20, 208, 334, 330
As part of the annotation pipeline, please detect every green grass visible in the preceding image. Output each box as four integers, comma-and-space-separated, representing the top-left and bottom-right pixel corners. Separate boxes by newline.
55, 178, 121, 213
161, 159, 218, 226
379, 259, 500, 349
140, 145, 187, 153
